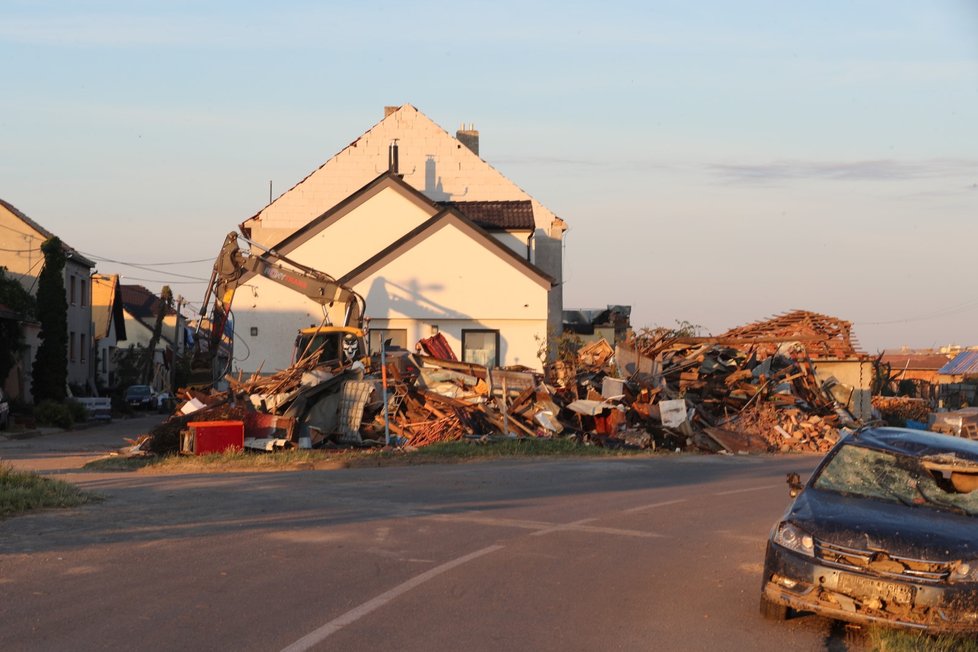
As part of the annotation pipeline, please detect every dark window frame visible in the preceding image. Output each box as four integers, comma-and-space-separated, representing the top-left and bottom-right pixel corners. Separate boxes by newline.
461, 329, 500, 367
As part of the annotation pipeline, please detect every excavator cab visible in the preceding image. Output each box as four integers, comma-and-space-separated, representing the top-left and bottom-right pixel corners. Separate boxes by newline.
293, 326, 368, 368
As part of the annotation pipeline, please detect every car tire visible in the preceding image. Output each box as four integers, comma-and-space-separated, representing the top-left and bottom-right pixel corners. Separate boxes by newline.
759, 595, 788, 621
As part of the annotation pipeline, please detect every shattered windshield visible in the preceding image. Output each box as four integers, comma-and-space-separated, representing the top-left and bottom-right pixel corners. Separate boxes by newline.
813, 443, 978, 516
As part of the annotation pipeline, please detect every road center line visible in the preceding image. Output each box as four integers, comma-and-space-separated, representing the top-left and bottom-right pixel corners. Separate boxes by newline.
714, 484, 781, 496
621, 498, 687, 513
281, 544, 504, 652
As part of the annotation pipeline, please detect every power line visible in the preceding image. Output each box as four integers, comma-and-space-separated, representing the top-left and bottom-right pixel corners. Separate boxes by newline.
0, 222, 40, 238
80, 251, 214, 266
121, 276, 209, 285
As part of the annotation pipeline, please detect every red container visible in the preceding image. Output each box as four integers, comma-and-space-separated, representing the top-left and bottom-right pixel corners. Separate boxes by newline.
185, 420, 244, 455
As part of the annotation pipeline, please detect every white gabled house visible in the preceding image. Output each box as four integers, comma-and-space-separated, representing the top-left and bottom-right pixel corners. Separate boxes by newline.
231, 106, 566, 373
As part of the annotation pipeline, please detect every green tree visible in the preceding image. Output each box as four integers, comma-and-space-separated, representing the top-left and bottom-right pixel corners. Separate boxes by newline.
31, 238, 68, 402
0, 267, 35, 385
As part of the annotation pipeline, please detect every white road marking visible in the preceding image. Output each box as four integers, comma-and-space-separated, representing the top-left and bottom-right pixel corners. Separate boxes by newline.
425, 514, 557, 530
529, 517, 596, 537
621, 498, 687, 513
713, 484, 781, 496
528, 518, 663, 539
280, 544, 504, 652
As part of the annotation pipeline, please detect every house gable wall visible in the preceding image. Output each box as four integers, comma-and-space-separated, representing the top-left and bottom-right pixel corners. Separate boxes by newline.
245, 105, 560, 242
278, 182, 439, 277
230, 214, 549, 374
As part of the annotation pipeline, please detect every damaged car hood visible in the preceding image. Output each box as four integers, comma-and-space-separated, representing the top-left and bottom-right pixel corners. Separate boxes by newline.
789, 489, 978, 559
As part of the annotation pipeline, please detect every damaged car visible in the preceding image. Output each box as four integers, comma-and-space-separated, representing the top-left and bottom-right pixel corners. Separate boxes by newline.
761, 427, 978, 632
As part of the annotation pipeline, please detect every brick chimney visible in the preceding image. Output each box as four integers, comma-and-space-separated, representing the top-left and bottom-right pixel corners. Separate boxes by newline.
456, 123, 479, 156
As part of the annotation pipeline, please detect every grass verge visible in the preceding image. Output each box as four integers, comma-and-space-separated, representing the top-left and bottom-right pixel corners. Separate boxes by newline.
863, 626, 978, 651
82, 437, 656, 473
0, 463, 101, 518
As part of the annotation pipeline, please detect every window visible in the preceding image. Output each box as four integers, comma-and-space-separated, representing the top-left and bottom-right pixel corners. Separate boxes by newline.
70, 275, 76, 305
80, 334, 87, 363
69, 332, 76, 363
462, 329, 500, 367
80, 279, 87, 306
369, 329, 408, 353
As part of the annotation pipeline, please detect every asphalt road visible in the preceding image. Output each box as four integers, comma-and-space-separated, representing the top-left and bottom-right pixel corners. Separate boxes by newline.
0, 421, 839, 651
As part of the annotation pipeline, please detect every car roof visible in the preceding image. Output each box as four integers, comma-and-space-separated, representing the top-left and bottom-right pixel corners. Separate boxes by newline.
849, 427, 978, 463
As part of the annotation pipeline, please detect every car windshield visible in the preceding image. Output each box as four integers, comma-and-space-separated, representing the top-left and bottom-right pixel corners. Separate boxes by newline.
127, 386, 150, 397
813, 443, 978, 516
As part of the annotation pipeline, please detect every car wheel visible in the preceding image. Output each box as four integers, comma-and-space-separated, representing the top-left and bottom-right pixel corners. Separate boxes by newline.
759, 595, 788, 621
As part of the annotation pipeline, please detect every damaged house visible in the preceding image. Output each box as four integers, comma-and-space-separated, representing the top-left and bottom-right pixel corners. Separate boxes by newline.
117, 284, 187, 391
718, 310, 873, 421
231, 105, 566, 374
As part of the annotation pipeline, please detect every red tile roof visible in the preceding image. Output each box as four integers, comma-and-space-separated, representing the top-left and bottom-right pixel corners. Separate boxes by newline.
441, 200, 534, 230
880, 352, 953, 371
720, 309, 864, 358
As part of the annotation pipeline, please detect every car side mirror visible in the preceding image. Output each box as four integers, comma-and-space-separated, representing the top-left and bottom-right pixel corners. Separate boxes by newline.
786, 472, 804, 498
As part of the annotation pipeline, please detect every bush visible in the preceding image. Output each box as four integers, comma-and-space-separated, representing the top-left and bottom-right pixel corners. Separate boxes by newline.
110, 393, 133, 416
65, 399, 88, 423
33, 400, 74, 429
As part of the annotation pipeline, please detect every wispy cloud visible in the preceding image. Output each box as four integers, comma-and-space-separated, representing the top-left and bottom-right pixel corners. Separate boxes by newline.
709, 158, 978, 183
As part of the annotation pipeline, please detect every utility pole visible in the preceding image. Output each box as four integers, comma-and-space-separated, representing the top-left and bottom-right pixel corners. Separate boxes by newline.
172, 295, 185, 392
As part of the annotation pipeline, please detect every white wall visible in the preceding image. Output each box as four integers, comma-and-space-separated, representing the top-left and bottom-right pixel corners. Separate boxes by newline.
284, 184, 436, 276
231, 219, 549, 374
245, 105, 560, 242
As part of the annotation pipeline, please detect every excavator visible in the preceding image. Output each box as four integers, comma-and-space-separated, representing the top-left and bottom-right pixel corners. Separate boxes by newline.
190, 231, 368, 386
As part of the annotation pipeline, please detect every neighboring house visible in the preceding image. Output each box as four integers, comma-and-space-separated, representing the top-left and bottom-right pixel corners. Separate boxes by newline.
880, 349, 954, 385
719, 309, 873, 420
232, 105, 567, 373
563, 305, 632, 346
91, 274, 128, 389
879, 349, 954, 404
0, 198, 95, 399
117, 284, 185, 391
936, 351, 978, 408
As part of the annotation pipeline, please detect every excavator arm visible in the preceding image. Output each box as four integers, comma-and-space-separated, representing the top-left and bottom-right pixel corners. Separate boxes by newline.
192, 231, 366, 383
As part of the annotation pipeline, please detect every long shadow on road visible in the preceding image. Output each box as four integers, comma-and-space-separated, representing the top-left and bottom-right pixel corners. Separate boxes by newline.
0, 454, 822, 555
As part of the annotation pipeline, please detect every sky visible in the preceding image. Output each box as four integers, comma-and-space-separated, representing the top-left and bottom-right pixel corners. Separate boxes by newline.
1, 0, 976, 353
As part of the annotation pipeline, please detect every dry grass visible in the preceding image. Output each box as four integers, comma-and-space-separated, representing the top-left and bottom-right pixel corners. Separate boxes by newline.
862, 625, 978, 651
82, 437, 657, 473
0, 463, 100, 518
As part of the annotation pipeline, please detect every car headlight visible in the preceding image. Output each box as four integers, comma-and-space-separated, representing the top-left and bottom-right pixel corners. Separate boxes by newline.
773, 522, 815, 557
950, 560, 978, 583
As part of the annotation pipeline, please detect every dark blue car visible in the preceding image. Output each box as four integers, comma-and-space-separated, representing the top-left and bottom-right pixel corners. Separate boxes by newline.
761, 427, 978, 632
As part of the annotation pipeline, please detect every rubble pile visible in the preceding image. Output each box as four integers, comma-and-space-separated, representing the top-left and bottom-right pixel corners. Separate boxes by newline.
145, 349, 565, 454
144, 330, 860, 456
871, 396, 930, 424
551, 333, 858, 454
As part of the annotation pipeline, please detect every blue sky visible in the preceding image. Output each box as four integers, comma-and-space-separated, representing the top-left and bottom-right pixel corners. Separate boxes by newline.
2, 1, 976, 351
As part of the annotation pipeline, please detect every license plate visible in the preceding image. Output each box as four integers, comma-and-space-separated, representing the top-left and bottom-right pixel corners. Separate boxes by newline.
837, 574, 914, 604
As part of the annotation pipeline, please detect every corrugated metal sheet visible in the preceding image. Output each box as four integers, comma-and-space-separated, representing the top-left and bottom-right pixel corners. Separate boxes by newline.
939, 351, 978, 375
